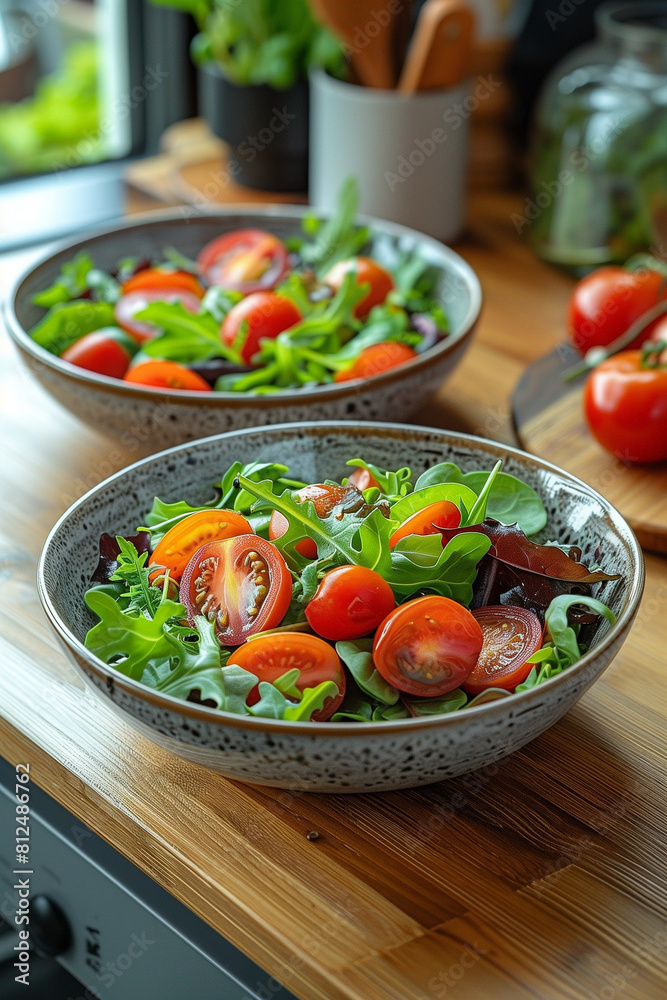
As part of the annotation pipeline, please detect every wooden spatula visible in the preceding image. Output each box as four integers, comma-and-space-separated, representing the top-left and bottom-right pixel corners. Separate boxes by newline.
398, 0, 475, 93
310, 0, 397, 89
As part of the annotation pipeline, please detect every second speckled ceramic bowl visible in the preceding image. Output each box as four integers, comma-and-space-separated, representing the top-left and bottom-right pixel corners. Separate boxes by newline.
7, 208, 481, 449
38, 422, 644, 793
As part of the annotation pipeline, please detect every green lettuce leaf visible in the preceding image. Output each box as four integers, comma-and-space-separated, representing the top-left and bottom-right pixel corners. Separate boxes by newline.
31, 301, 116, 356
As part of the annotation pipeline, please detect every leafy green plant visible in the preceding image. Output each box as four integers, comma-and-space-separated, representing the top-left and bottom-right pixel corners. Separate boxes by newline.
150, 0, 344, 89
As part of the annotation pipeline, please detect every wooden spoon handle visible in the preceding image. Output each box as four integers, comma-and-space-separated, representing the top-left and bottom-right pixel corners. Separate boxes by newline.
398, 0, 475, 94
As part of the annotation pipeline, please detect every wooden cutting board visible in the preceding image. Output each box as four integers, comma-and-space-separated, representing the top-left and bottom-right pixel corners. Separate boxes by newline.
513, 346, 667, 555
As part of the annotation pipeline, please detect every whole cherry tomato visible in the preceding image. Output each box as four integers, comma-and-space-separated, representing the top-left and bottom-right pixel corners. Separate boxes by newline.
583, 348, 667, 464
568, 266, 667, 354
305, 565, 396, 641
61, 328, 138, 379
220, 292, 301, 364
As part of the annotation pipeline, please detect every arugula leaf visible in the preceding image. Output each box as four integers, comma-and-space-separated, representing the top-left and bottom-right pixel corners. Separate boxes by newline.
237, 474, 392, 576
415, 463, 547, 536
345, 459, 413, 499
247, 679, 339, 721
135, 302, 241, 364
297, 178, 369, 274
335, 638, 400, 705
84, 590, 187, 681
109, 536, 162, 618
200, 286, 243, 323
30, 301, 116, 356
516, 594, 616, 690
32, 252, 95, 307
142, 462, 305, 544
544, 593, 616, 664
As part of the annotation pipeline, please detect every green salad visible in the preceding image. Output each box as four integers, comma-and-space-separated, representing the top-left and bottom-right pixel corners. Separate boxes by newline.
84, 455, 618, 723
29, 182, 449, 394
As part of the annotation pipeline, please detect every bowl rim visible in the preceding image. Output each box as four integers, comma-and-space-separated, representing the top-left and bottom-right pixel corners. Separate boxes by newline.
37, 421, 645, 737
6, 205, 482, 405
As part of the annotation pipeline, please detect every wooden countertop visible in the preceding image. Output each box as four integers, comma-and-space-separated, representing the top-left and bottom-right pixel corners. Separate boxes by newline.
1, 190, 666, 1000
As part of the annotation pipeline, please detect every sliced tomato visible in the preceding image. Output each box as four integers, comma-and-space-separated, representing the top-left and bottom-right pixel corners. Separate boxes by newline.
389, 500, 461, 548
180, 535, 292, 645
373, 596, 483, 697
324, 257, 395, 318
197, 229, 289, 294
335, 342, 418, 383
121, 268, 205, 298
305, 565, 396, 641
347, 466, 379, 491
227, 633, 345, 721
462, 606, 544, 695
220, 292, 301, 364
268, 484, 360, 560
149, 510, 252, 583
60, 328, 137, 379
114, 288, 203, 343
124, 361, 211, 391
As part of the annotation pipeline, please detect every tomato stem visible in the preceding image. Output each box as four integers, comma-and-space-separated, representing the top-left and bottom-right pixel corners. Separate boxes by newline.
640, 339, 667, 369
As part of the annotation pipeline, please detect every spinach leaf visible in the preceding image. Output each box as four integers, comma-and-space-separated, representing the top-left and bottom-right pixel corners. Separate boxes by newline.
335, 638, 400, 705
30, 301, 116, 356
415, 463, 548, 536
404, 689, 467, 715
388, 484, 478, 525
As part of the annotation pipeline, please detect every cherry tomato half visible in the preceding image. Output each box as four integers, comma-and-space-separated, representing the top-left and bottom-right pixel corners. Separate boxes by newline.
568, 266, 667, 354
227, 633, 345, 721
220, 292, 301, 364
324, 257, 395, 319
115, 289, 202, 343
583, 350, 667, 464
149, 510, 252, 583
197, 229, 290, 294
181, 535, 292, 646
121, 268, 205, 298
60, 328, 138, 379
373, 596, 483, 697
305, 565, 396, 641
335, 342, 418, 383
347, 466, 379, 491
124, 360, 211, 391
389, 500, 461, 548
461, 606, 544, 695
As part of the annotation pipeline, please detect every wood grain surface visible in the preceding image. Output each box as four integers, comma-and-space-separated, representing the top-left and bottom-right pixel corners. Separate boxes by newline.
1, 181, 666, 1000
518, 387, 667, 556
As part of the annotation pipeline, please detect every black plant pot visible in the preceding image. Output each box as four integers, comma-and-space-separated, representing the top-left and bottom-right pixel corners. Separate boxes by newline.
198, 62, 309, 193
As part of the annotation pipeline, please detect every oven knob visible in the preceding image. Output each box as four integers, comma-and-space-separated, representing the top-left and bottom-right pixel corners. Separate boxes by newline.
29, 895, 72, 957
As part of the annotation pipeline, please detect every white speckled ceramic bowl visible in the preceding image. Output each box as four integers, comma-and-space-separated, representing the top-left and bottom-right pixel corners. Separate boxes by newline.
6, 208, 481, 448
39, 422, 644, 793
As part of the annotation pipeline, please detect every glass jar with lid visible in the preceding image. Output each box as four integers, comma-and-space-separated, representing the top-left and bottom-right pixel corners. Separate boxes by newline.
528, 2, 667, 272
